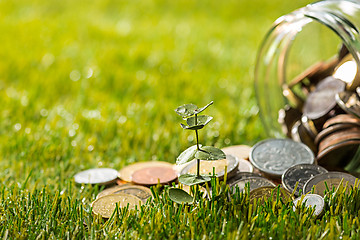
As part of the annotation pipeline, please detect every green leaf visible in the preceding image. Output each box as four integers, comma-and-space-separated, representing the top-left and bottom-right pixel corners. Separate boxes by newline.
176, 145, 201, 165
175, 104, 198, 118
180, 115, 213, 130
178, 174, 211, 186
175, 101, 213, 118
168, 188, 194, 204
195, 146, 226, 161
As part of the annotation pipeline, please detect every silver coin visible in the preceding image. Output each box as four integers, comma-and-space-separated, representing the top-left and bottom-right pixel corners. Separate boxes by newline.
230, 177, 275, 193
226, 170, 262, 185
282, 164, 328, 196
74, 168, 118, 185
250, 139, 315, 178
293, 194, 325, 217
180, 154, 238, 180
303, 172, 357, 196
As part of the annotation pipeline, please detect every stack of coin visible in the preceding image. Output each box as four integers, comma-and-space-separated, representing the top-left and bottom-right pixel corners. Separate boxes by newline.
92, 184, 153, 218
278, 45, 360, 170
315, 114, 360, 169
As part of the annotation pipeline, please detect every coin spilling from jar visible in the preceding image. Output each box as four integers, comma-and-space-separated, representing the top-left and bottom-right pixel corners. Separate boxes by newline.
279, 45, 360, 171
75, 139, 359, 219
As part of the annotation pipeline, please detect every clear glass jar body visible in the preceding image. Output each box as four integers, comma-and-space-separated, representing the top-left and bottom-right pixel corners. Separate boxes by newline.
255, 0, 360, 138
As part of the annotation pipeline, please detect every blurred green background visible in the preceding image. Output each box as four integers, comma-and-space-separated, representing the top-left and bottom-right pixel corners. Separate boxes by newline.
0, 0, 315, 186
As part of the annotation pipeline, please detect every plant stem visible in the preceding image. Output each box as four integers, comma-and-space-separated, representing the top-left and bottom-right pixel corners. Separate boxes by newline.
195, 114, 200, 150
197, 159, 200, 177
194, 113, 200, 177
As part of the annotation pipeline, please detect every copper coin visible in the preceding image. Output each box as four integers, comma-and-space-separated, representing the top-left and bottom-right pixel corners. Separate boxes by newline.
131, 166, 177, 185
318, 128, 360, 153
221, 145, 252, 160
317, 139, 360, 168
315, 123, 358, 146
336, 91, 360, 118
303, 76, 345, 120
323, 114, 360, 129
116, 179, 129, 186
118, 161, 174, 182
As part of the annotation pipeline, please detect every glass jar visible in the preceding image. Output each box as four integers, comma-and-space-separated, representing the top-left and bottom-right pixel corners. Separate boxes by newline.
254, 0, 360, 171
255, 0, 360, 137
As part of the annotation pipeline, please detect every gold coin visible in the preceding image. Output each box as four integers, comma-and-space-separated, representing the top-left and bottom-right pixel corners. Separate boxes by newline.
96, 185, 152, 203
250, 186, 292, 203
310, 178, 353, 197
221, 145, 252, 160
118, 161, 174, 182
92, 193, 142, 218
187, 159, 227, 175
111, 185, 152, 202
96, 184, 133, 199
181, 155, 239, 179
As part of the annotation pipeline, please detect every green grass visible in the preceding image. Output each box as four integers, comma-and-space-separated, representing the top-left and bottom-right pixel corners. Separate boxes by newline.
2, 0, 359, 239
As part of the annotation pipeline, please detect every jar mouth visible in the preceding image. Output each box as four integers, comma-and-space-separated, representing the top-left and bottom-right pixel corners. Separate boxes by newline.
254, 0, 360, 138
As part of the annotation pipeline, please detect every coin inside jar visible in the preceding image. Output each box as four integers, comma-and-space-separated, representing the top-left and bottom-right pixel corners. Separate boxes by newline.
303, 76, 345, 121
322, 114, 360, 129
249, 138, 315, 178
131, 166, 177, 185
74, 168, 118, 185
281, 164, 328, 196
303, 172, 357, 196
316, 139, 360, 168
335, 91, 360, 118
92, 193, 142, 218
293, 194, 325, 217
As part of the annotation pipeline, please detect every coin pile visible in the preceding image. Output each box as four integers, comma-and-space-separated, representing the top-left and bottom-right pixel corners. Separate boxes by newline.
74, 139, 359, 218
225, 139, 358, 211
279, 47, 360, 171
75, 156, 238, 218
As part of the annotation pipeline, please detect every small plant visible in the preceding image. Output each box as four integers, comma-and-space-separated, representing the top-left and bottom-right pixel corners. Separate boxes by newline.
168, 101, 226, 204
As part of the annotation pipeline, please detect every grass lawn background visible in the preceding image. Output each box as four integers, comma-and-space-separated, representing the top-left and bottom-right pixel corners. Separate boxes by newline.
3, 0, 359, 239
